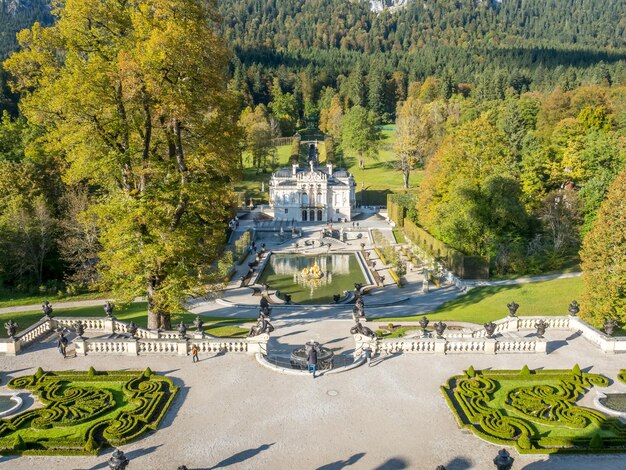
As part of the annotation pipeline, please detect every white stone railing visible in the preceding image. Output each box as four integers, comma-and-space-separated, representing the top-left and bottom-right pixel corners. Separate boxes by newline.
15, 318, 53, 346
73, 333, 268, 357
56, 317, 106, 331
353, 334, 547, 356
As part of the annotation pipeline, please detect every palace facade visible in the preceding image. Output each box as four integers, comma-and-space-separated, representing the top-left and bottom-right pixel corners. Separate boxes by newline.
269, 149, 356, 222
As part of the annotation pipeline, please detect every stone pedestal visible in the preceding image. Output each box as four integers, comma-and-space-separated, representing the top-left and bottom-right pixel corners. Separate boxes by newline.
484, 338, 497, 354
127, 338, 138, 356
535, 339, 547, 354
4, 339, 21, 356
104, 317, 115, 334
177, 340, 189, 356
434, 339, 447, 353
74, 337, 86, 356
247, 333, 269, 355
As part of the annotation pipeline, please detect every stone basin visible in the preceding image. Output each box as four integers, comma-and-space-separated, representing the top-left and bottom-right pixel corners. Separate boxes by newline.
290, 342, 334, 370
0, 393, 23, 418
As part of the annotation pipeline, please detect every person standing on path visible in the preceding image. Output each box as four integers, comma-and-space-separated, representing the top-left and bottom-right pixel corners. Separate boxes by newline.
307, 346, 318, 378
191, 344, 199, 363
57, 333, 68, 358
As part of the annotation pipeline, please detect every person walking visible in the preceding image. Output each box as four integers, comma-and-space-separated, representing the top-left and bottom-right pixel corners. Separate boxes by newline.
307, 346, 318, 378
57, 333, 68, 358
191, 344, 199, 363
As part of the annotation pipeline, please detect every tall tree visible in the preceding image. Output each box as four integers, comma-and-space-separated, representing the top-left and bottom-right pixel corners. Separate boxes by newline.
580, 171, 626, 326
5, 0, 241, 329
341, 105, 380, 170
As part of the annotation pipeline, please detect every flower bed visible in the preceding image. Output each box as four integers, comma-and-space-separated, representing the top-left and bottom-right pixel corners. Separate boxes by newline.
441, 365, 626, 454
0, 368, 178, 455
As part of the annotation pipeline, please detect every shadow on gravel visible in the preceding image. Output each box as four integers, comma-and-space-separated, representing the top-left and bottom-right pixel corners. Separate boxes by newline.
316, 452, 366, 469
373, 457, 410, 469
209, 443, 275, 469
546, 340, 568, 354
442, 456, 472, 469
370, 351, 402, 367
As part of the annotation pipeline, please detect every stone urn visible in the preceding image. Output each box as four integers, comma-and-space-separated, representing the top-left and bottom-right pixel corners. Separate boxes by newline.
493, 448, 514, 470
568, 300, 580, 316
419, 316, 430, 338
42, 300, 54, 319
506, 301, 519, 317
604, 318, 619, 336
433, 321, 447, 339
484, 322, 497, 338
104, 301, 114, 318
535, 319, 548, 338
4, 319, 18, 338
127, 321, 138, 337
107, 449, 129, 470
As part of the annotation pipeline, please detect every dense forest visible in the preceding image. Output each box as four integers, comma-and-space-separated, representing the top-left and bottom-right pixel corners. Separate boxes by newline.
1, 0, 626, 323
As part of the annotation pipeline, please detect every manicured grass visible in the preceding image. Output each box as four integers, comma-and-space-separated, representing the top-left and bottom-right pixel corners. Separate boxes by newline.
442, 366, 622, 454
0, 290, 110, 308
0, 302, 253, 338
392, 228, 406, 244
376, 277, 584, 324
1, 369, 177, 455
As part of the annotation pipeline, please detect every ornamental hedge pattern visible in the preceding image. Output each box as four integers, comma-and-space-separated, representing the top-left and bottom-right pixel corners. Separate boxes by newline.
0, 368, 178, 455
441, 365, 626, 454
618, 370, 626, 385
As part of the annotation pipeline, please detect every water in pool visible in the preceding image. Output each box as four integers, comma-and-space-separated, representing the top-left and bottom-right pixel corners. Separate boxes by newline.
258, 253, 365, 304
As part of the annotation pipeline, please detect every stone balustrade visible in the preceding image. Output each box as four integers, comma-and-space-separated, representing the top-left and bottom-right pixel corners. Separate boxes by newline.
354, 334, 547, 356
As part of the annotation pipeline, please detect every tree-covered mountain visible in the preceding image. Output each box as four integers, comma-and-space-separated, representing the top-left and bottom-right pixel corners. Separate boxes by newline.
0, 0, 52, 58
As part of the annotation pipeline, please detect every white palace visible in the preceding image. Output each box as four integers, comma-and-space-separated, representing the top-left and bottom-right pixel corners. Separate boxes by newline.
268, 145, 356, 222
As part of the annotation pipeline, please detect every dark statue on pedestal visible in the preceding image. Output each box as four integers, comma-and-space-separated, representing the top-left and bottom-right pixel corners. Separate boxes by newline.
569, 300, 580, 316
248, 315, 274, 337
74, 320, 84, 338
42, 300, 54, 319
4, 319, 18, 338
127, 321, 138, 337
350, 318, 376, 339
177, 321, 187, 338
104, 301, 114, 318
484, 322, 497, 338
506, 301, 519, 317
193, 315, 204, 332
535, 319, 548, 338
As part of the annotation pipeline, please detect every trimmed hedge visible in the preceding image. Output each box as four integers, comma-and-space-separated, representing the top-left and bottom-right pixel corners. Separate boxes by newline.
0, 368, 178, 456
618, 370, 626, 385
441, 365, 626, 454
388, 269, 402, 287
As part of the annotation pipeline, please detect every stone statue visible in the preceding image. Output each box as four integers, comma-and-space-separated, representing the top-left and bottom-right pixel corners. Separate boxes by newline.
333, 294, 341, 303
354, 283, 363, 292
42, 300, 54, 319
535, 319, 548, 338
104, 301, 114, 318
74, 320, 85, 338
484, 321, 497, 338
127, 321, 138, 337
177, 321, 187, 338
604, 317, 619, 336
284, 293, 292, 304
433, 321, 447, 339
4, 319, 18, 338
350, 319, 376, 339
193, 315, 204, 332
248, 315, 274, 337
260, 297, 269, 309
493, 449, 514, 470
107, 449, 129, 470
507, 301, 519, 317
568, 300, 580, 316
419, 316, 430, 338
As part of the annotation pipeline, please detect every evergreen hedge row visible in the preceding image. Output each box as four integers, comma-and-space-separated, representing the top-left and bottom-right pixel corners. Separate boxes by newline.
0, 368, 178, 456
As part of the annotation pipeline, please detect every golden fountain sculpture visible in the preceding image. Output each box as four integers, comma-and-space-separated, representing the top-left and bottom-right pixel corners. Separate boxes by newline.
301, 262, 323, 279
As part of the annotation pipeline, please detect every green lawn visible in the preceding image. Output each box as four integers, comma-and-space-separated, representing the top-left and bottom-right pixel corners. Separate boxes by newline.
0, 302, 253, 338
0, 290, 110, 309
236, 128, 424, 207
376, 277, 584, 324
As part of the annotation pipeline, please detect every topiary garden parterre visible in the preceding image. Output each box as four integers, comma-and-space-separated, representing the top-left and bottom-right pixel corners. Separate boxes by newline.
442, 365, 626, 453
0, 367, 178, 455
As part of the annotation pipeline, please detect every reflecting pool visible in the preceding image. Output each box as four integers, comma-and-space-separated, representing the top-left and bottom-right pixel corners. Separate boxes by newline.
258, 253, 365, 304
